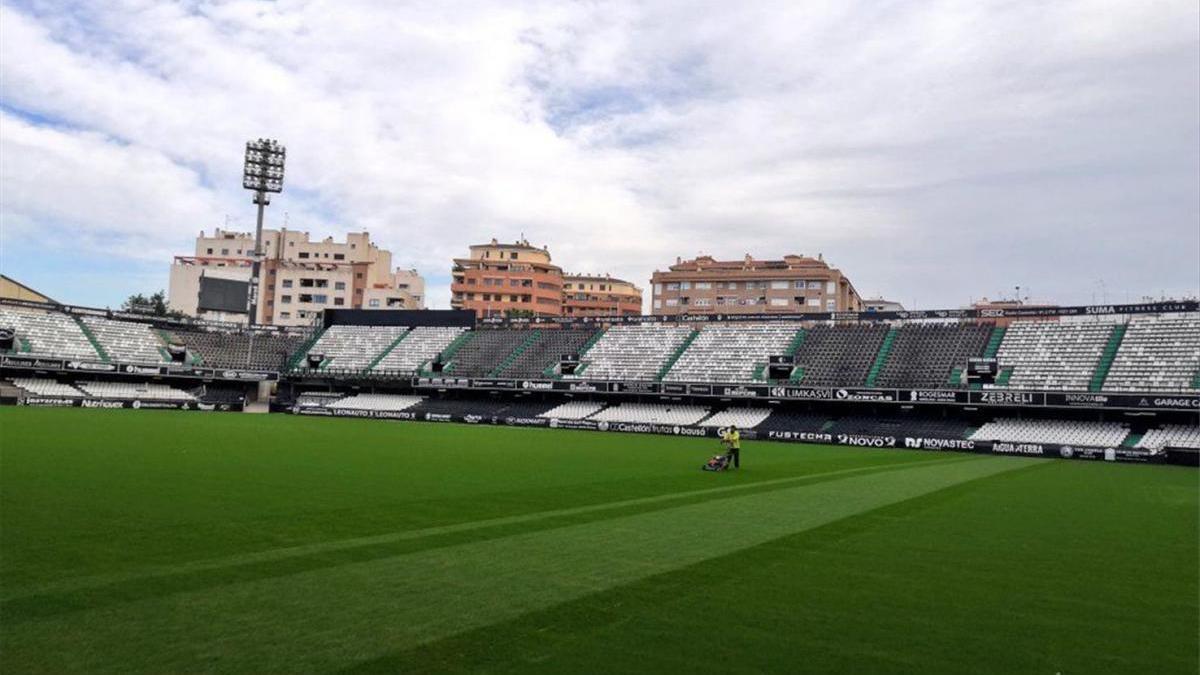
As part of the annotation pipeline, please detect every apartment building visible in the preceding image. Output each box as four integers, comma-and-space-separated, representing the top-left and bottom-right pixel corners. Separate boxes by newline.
563, 274, 643, 316
168, 228, 424, 326
650, 254, 863, 316
450, 239, 643, 318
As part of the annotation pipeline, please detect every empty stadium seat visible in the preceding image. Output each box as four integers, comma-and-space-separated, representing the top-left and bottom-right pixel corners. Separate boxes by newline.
327, 394, 425, 412
11, 377, 85, 397
373, 327, 469, 374
792, 324, 889, 386
445, 330, 529, 377
995, 321, 1112, 391
589, 403, 710, 425
539, 401, 606, 419
1136, 425, 1200, 450
0, 306, 99, 360
874, 324, 991, 389
306, 325, 409, 372
698, 408, 773, 428
171, 329, 303, 371
1103, 315, 1200, 393
970, 418, 1129, 446
664, 323, 799, 383
80, 316, 168, 364
501, 329, 601, 379
566, 324, 694, 381
76, 381, 196, 401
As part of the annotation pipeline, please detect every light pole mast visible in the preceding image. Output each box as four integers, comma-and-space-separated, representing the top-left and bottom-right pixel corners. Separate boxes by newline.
242, 139, 286, 326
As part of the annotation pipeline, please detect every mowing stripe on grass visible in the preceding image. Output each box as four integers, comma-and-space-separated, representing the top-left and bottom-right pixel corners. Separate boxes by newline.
2, 456, 1041, 674
3, 454, 979, 607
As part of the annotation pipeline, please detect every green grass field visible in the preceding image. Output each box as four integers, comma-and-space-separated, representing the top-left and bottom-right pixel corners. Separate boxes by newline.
1, 407, 1196, 674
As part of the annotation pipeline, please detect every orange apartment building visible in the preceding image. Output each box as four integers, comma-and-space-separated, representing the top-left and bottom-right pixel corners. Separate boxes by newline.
450, 239, 643, 318
650, 253, 863, 316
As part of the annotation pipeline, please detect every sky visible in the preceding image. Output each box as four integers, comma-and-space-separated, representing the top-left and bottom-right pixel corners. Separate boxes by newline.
1, 0, 1197, 311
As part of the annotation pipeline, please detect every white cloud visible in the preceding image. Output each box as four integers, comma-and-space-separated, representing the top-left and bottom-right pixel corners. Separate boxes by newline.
1, 0, 1196, 309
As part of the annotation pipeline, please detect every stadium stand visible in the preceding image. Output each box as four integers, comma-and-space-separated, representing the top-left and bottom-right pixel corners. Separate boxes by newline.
825, 415, 973, 439
539, 401, 605, 419
0, 306, 99, 360
196, 385, 246, 405
567, 324, 694, 381
445, 330, 528, 377
995, 321, 1112, 391
171, 329, 303, 371
791, 324, 889, 386
304, 325, 408, 371
327, 393, 424, 412
698, 407, 773, 428
407, 398, 551, 417
664, 323, 798, 383
295, 392, 344, 408
11, 377, 85, 397
373, 326, 468, 374
76, 381, 196, 401
1103, 315, 1200, 393
874, 324, 991, 389
1136, 425, 1200, 450
79, 316, 167, 364
970, 418, 1129, 446
589, 403, 710, 425
500, 328, 600, 379
750, 411, 831, 434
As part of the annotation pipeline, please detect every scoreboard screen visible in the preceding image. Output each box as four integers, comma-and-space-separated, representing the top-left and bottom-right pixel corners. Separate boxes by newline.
967, 357, 999, 383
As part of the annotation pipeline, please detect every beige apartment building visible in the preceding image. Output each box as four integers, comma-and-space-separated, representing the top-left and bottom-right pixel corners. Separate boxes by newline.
562, 274, 643, 316
650, 254, 862, 316
168, 228, 424, 326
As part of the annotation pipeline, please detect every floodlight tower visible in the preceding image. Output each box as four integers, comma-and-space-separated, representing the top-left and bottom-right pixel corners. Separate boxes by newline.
242, 138, 286, 325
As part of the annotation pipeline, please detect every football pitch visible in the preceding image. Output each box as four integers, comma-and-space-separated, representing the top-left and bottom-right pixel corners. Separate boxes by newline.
1, 408, 1196, 674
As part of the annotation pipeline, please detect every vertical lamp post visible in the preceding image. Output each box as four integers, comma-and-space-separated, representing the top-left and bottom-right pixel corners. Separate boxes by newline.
242, 138, 286, 325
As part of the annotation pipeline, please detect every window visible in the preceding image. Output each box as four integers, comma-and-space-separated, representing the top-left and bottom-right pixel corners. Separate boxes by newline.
356, 273, 363, 279
334, 281, 345, 290
206, 248, 213, 254
300, 279, 314, 288
653, 299, 662, 309
510, 252, 518, 259
334, 297, 345, 306
665, 298, 679, 307
299, 294, 313, 303
281, 295, 292, 303
694, 298, 712, 306
826, 281, 836, 294
654, 283, 662, 294
280, 312, 291, 319
825, 299, 836, 310
770, 298, 789, 306
312, 294, 328, 304
771, 280, 789, 290
807, 298, 820, 307
695, 282, 711, 290
334, 253, 345, 260
282, 279, 293, 288
680, 282, 691, 290
221, 248, 229, 255
315, 280, 328, 288
666, 282, 679, 291
368, 299, 380, 308
807, 280, 822, 290
298, 252, 310, 259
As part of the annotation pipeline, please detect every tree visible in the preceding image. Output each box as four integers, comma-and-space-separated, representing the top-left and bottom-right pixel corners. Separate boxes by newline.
122, 290, 184, 318
504, 309, 535, 319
